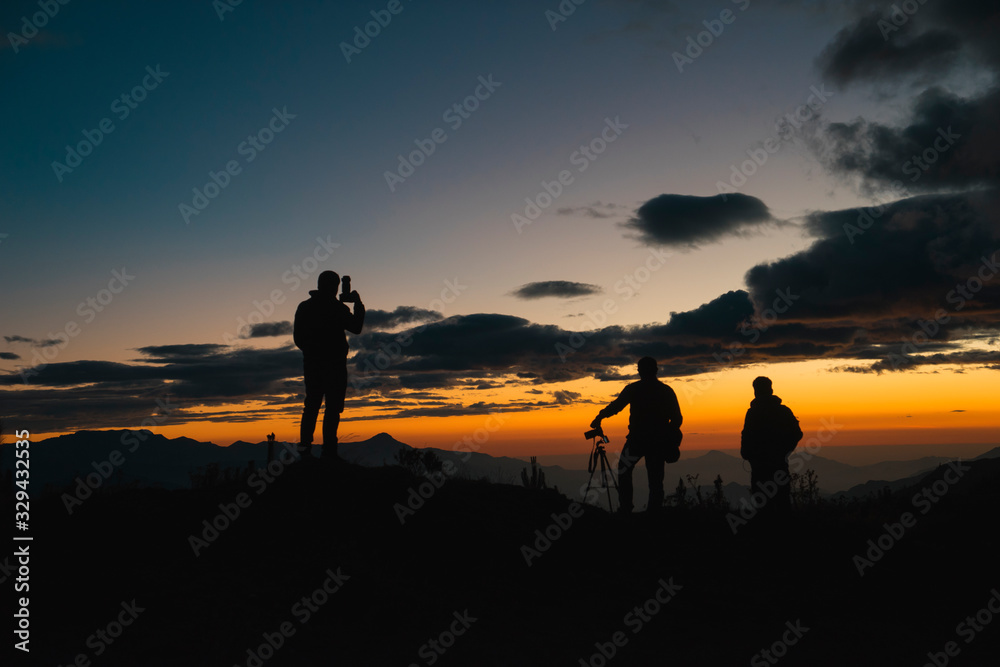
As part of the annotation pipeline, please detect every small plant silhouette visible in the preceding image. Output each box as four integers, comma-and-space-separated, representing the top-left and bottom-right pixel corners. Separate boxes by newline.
712, 474, 728, 509
791, 468, 821, 506
190, 462, 221, 489
685, 473, 703, 506
520, 456, 547, 489
671, 476, 688, 508
395, 448, 443, 476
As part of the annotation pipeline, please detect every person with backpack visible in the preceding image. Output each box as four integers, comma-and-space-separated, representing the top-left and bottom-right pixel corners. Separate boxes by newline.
590, 357, 683, 514
740, 376, 803, 516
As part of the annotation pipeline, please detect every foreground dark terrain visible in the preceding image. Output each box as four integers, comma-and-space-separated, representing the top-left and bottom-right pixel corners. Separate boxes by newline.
6, 453, 1000, 666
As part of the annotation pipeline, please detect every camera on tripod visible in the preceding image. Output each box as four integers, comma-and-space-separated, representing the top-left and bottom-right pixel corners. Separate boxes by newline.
339, 275, 358, 303
583, 425, 617, 511
584, 427, 609, 443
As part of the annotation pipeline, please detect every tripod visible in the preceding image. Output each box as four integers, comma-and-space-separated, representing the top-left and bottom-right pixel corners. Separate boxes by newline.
585, 432, 620, 512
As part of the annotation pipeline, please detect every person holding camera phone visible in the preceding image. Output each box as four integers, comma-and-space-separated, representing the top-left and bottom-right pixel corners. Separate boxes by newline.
590, 357, 683, 513
293, 270, 365, 460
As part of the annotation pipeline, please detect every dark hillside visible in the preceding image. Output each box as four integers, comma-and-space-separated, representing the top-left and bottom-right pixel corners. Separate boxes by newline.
8, 457, 1000, 666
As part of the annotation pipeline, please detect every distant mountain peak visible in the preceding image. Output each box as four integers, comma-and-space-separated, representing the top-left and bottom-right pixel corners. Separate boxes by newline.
350, 432, 410, 448
700, 450, 739, 459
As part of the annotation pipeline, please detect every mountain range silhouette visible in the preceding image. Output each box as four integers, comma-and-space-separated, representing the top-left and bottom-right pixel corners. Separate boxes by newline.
6, 430, 994, 506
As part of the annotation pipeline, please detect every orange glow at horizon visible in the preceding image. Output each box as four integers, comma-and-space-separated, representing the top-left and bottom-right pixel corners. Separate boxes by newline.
31, 361, 999, 455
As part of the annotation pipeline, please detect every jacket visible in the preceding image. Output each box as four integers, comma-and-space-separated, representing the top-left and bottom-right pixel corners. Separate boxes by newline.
740, 394, 803, 463
293, 290, 365, 359
597, 378, 683, 441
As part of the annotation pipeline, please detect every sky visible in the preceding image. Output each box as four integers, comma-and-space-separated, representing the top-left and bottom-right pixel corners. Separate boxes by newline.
2, 0, 998, 457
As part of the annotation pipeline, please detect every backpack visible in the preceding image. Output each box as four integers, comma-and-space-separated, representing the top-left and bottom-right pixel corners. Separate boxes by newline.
664, 425, 683, 463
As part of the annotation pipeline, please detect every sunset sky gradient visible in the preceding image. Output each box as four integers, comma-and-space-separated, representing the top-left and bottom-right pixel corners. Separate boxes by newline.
2, 0, 998, 457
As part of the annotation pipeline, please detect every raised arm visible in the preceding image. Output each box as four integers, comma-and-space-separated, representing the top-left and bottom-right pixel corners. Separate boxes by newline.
345, 297, 365, 335
591, 385, 632, 428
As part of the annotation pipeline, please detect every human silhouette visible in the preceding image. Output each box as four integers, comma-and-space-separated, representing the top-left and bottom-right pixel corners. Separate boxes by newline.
590, 357, 682, 513
293, 271, 365, 460
740, 376, 803, 517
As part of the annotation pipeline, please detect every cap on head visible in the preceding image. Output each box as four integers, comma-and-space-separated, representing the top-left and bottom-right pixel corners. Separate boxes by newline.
752, 376, 773, 396
318, 270, 340, 293
638, 356, 657, 379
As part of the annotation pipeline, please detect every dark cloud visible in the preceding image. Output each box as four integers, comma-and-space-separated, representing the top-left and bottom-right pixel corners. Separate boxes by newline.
795, 0, 1000, 375
1, 343, 306, 432
4, 335, 62, 348
556, 201, 629, 219
4, 345, 302, 400
659, 291, 755, 339
8, 186, 1000, 431
812, 87, 1000, 194
553, 390, 582, 405
241, 321, 293, 338
363, 306, 443, 330
815, 0, 1000, 89
817, 11, 962, 88
761, 190, 1000, 321
810, 0, 1000, 196
621, 193, 772, 248
510, 281, 602, 300
865, 349, 1000, 374
137, 344, 228, 360
0, 352, 20, 360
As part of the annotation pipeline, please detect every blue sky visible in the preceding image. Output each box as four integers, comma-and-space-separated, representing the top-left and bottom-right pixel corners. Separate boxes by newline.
2, 0, 865, 355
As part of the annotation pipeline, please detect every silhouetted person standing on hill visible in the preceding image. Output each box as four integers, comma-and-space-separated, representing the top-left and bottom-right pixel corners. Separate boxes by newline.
740, 376, 802, 518
294, 271, 365, 460
591, 357, 682, 513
